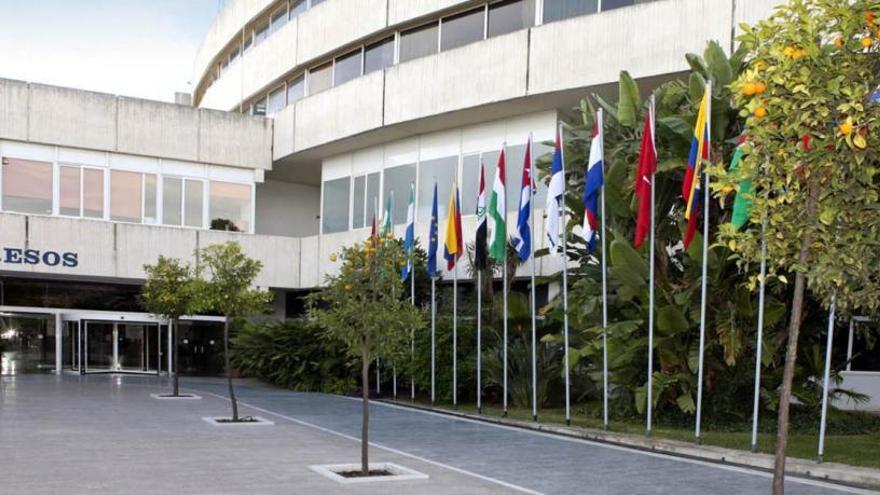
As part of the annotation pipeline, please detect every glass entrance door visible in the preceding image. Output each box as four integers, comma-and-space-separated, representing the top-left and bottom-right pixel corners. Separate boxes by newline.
81, 320, 159, 374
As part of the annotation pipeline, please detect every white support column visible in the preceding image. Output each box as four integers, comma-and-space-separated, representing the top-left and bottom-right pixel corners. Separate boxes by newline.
167, 324, 173, 376
55, 313, 62, 375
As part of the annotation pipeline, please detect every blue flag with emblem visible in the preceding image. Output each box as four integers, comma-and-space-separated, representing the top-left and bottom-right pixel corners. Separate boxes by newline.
427, 181, 439, 279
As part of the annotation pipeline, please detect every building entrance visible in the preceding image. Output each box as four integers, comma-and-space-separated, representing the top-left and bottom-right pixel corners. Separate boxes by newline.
69, 320, 162, 374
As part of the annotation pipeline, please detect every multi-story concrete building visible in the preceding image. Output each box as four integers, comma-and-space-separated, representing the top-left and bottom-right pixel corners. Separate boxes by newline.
0, 0, 875, 408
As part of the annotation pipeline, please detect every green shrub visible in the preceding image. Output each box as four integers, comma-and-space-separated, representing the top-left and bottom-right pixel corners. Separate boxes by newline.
232, 319, 356, 394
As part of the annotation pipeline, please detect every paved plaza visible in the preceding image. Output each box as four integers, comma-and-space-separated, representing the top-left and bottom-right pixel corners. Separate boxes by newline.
1, 374, 876, 495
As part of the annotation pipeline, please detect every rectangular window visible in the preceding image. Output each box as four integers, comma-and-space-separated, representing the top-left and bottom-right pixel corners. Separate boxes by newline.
270, 6, 288, 34
110, 170, 143, 223
488, 0, 535, 37
83, 168, 104, 219
184, 180, 204, 228
441, 8, 485, 51
602, 0, 639, 10
243, 33, 253, 53
219, 59, 229, 75
504, 143, 548, 212
322, 177, 350, 234
352, 175, 366, 229
334, 50, 362, 87
2, 158, 53, 215
267, 86, 286, 115
542, 0, 598, 23
163, 177, 182, 226
252, 100, 267, 116
290, 0, 307, 18
286, 75, 305, 104
417, 156, 456, 225
364, 37, 395, 74
210, 181, 251, 232
308, 62, 333, 94
311, 0, 326, 5
254, 21, 269, 45
383, 164, 416, 225
229, 45, 240, 63
399, 23, 439, 63
144, 174, 157, 224
59, 165, 81, 216
460, 154, 481, 216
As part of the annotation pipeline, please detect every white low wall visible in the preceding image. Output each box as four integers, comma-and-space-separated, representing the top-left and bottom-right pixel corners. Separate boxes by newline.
836, 371, 880, 412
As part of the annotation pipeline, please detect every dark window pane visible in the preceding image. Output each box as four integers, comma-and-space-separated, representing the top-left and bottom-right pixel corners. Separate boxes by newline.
290, 0, 307, 18
366, 172, 380, 222
399, 23, 439, 63
383, 164, 416, 225
254, 22, 269, 45
242, 35, 252, 53
251, 100, 266, 116
352, 175, 366, 229
287, 75, 305, 104
460, 154, 481, 215
364, 37, 395, 74
322, 177, 350, 233
308, 63, 333, 94
267, 86, 286, 115
229, 45, 240, 63
602, 0, 638, 10
542, 0, 598, 23
488, 0, 535, 37
441, 8, 485, 51
311, 0, 326, 5
334, 50, 362, 86
270, 7, 288, 34
417, 157, 456, 225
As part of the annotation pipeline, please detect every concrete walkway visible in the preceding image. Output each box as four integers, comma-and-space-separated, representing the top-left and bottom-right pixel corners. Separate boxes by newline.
1, 374, 876, 495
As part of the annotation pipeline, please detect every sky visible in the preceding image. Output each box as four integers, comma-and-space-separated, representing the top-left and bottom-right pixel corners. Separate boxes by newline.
0, 0, 221, 102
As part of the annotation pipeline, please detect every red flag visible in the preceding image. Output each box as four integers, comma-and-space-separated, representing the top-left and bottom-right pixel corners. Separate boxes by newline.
634, 106, 656, 248
370, 212, 378, 247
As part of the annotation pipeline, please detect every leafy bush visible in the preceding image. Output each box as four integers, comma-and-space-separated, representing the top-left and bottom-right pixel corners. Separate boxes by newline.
232, 319, 356, 394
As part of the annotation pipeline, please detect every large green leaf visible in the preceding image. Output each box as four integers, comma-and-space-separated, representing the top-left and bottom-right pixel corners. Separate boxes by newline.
703, 41, 733, 88
657, 305, 689, 335
617, 71, 642, 128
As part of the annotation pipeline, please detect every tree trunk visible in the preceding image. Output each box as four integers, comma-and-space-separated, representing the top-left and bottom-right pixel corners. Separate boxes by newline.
172, 318, 180, 397
772, 182, 818, 494
224, 317, 239, 421
361, 335, 370, 475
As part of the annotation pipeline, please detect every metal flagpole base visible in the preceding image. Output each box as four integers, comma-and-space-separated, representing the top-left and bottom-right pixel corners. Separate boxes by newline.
818, 455, 824, 464
478, 407, 482, 415
502, 410, 508, 418
645, 429, 652, 438
603, 424, 609, 432
695, 436, 702, 446
533, 414, 538, 422
565, 419, 571, 426
751, 444, 758, 453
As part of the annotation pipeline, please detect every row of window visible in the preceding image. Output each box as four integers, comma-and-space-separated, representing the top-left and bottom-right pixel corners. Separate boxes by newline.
203, 0, 653, 113
1, 158, 253, 233
321, 142, 551, 234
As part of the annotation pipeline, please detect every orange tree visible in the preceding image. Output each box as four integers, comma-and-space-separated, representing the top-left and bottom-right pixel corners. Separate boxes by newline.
715, 1, 880, 492
308, 234, 425, 475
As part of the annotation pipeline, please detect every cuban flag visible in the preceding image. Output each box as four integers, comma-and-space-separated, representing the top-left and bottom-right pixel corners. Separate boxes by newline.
544, 126, 565, 255
583, 112, 604, 252
401, 183, 415, 281
513, 136, 534, 262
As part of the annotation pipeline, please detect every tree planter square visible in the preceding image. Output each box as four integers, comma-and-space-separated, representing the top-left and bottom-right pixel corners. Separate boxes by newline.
309, 463, 429, 484
201, 416, 274, 426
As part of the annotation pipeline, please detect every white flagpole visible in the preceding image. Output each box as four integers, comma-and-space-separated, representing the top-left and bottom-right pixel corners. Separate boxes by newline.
818, 296, 836, 463
502, 142, 509, 418
751, 218, 767, 452
411, 184, 417, 402
597, 109, 609, 431
558, 121, 572, 425
695, 81, 712, 444
529, 134, 538, 422
646, 96, 656, 437
477, 269, 482, 414
431, 277, 436, 405
376, 357, 380, 395
453, 180, 459, 409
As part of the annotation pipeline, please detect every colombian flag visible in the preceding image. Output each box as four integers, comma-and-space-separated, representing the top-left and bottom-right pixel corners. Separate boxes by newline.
443, 183, 463, 270
682, 89, 710, 249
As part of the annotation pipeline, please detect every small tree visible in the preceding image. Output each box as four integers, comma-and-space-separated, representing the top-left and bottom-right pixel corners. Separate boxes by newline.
194, 241, 272, 421
719, 1, 880, 492
309, 234, 425, 475
141, 256, 198, 397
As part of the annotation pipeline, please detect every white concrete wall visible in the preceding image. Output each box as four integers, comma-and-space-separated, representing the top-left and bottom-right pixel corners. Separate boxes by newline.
295, 0, 387, 65
255, 179, 320, 237
386, 0, 470, 25
242, 18, 301, 101
0, 79, 273, 171
0, 212, 301, 289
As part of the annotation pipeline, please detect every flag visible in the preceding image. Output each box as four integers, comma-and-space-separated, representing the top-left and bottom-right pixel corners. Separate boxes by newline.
729, 134, 751, 230
402, 183, 415, 280
545, 126, 565, 254
381, 191, 393, 235
513, 137, 534, 262
475, 163, 488, 271
583, 112, 605, 252
634, 104, 656, 249
370, 209, 378, 248
682, 89, 710, 249
489, 149, 507, 260
428, 182, 439, 278
443, 182, 463, 270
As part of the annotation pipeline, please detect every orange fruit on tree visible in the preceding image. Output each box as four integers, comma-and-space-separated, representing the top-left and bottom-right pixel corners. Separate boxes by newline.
742, 82, 757, 95
839, 119, 854, 135
754, 82, 767, 94
754, 107, 767, 118
862, 36, 873, 48
834, 37, 844, 48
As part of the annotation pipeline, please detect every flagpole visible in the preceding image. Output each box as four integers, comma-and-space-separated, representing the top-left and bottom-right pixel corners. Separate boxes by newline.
410, 183, 416, 402
818, 296, 836, 463
376, 357, 380, 395
431, 277, 436, 405
598, 108, 609, 431
529, 134, 538, 423
502, 142, 509, 418
453, 180, 459, 410
751, 217, 767, 452
557, 121, 572, 426
477, 269, 482, 414
645, 96, 657, 437
695, 81, 712, 444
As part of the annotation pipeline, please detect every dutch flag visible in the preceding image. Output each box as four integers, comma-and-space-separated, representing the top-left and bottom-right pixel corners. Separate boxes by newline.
582, 111, 604, 252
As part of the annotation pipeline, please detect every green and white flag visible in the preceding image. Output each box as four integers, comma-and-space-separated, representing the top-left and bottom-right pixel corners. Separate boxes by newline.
489, 149, 507, 260
381, 191, 394, 235
729, 134, 751, 230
